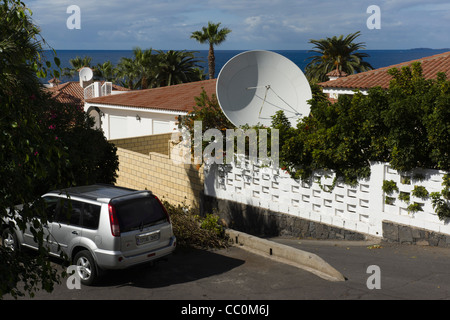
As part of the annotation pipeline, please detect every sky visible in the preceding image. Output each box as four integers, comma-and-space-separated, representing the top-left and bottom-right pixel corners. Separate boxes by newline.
26, 0, 450, 51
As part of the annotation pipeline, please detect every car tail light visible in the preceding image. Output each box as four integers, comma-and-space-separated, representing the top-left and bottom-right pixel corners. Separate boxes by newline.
155, 196, 170, 223
108, 204, 120, 237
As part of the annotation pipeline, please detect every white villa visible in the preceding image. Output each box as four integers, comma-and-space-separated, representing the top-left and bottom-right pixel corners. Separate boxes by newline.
84, 79, 216, 140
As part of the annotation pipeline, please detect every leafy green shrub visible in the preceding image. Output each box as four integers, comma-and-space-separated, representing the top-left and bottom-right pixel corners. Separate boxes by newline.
407, 202, 423, 213
400, 176, 411, 185
200, 213, 225, 236
385, 196, 395, 205
398, 192, 410, 203
185, 52, 450, 221
382, 180, 399, 195
411, 186, 429, 200
162, 201, 230, 249
0, 0, 119, 298
431, 192, 450, 221
278, 63, 449, 185
442, 174, 450, 200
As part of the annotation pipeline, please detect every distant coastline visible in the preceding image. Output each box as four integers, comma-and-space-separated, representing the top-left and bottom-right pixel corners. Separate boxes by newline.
408, 47, 450, 51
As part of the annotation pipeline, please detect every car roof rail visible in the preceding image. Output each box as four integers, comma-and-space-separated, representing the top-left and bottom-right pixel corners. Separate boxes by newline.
108, 190, 154, 204
48, 185, 154, 203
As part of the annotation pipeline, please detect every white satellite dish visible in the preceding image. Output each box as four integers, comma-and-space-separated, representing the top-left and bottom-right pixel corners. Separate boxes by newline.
216, 50, 312, 127
79, 67, 94, 88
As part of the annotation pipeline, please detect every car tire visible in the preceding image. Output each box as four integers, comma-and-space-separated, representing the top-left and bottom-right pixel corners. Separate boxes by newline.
2, 228, 20, 253
73, 250, 97, 286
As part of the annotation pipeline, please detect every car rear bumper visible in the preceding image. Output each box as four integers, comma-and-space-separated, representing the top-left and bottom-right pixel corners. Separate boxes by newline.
94, 236, 176, 270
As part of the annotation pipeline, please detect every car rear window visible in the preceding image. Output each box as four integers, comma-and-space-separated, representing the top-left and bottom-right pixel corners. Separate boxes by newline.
113, 196, 168, 233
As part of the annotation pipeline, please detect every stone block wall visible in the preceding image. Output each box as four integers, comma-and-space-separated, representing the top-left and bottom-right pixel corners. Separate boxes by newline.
111, 133, 172, 156
111, 134, 204, 208
383, 221, 450, 247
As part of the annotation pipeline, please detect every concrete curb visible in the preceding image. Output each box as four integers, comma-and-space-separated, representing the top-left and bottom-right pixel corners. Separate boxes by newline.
226, 229, 346, 282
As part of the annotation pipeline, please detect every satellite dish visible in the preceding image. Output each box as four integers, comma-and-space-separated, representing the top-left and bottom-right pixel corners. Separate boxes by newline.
216, 50, 312, 127
79, 67, 94, 88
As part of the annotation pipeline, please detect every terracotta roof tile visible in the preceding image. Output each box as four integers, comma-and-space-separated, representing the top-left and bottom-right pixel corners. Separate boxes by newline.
49, 90, 82, 107
45, 81, 129, 107
85, 79, 217, 113
48, 77, 61, 84
318, 51, 450, 90
326, 69, 348, 77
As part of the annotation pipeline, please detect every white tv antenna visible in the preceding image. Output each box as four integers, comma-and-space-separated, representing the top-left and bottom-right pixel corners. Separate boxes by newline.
216, 50, 312, 127
79, 67, 94, 88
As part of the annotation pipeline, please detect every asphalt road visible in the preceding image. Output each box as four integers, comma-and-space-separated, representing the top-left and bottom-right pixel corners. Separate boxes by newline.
270, 237, 450, 299
6, 245, 346, 300
7, 239, 450, 299
4, 237, 450, 309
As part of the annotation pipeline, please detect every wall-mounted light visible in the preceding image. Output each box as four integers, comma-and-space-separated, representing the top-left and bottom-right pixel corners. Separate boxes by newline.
136, 114, 141, 121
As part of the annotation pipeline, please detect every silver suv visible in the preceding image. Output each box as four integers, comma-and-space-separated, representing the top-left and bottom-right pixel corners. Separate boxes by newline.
1, 185, 176, 285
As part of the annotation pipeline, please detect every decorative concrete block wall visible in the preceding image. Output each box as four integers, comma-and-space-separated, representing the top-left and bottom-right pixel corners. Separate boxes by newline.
204, 160, 448, 239
110, 133, 449, 243
381, 165, 448, 235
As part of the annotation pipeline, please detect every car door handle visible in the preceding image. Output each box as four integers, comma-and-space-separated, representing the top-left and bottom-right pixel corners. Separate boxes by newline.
72, 231, 79, 235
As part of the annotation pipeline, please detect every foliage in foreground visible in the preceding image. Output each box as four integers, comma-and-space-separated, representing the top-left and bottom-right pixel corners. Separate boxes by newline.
183, 62, 450, 219
0, 0, 118, 299
163, 201, 230, 249
184, 63, 449, 185
279, 62, 450, 185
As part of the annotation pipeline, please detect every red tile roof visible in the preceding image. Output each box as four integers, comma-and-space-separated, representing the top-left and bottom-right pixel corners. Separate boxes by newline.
326, 69, 348, 77
45, 81, 129, 107
85, 79, 217, 113
318, 51, 450, 90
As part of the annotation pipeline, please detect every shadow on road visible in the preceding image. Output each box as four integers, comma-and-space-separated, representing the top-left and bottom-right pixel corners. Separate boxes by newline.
93, 247, 245, 289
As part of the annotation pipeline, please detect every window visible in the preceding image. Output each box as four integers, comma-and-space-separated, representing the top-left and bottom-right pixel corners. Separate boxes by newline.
113, 196, 167, 232
55, 199, 82, 226
41, 196, 59, 221
82, 203, 101, 229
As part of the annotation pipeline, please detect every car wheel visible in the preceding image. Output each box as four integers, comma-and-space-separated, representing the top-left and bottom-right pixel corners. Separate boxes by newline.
73, 250, 97, 286
2, 228, 20, 253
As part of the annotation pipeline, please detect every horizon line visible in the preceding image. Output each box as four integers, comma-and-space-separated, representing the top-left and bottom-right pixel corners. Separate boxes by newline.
45, 47, 450, 52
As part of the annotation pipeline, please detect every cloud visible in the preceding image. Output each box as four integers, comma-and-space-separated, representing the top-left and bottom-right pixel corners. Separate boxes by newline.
26, 0, 450, 50
244, 16, 262, 29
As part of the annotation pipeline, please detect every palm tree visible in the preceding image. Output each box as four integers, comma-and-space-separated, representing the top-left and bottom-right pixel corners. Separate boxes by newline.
93, 60, 116, 82
0, 0, 45, 93
154, 50, 204, 87
116, 47, 155, 89
132, 47, 157, 89
305, 31, 373, 82
116, 48, 204, 89
62, 56, 92, 79
115, 56, 138, 89
190, 21, 231, 79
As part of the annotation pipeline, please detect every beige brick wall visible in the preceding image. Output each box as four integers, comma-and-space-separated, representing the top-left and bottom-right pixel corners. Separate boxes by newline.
111, 133, 173, 156
111, 134, 204, 208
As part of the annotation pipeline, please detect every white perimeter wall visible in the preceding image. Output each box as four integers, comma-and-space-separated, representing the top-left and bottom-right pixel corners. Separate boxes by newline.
204, 160, 448, 238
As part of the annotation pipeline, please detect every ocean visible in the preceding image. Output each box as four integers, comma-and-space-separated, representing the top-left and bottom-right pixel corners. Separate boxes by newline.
41, 48, 449, 83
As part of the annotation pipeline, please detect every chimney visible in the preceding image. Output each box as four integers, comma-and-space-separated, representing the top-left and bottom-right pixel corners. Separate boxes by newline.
48, 77, 60, 88
326, 68, 348, 81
